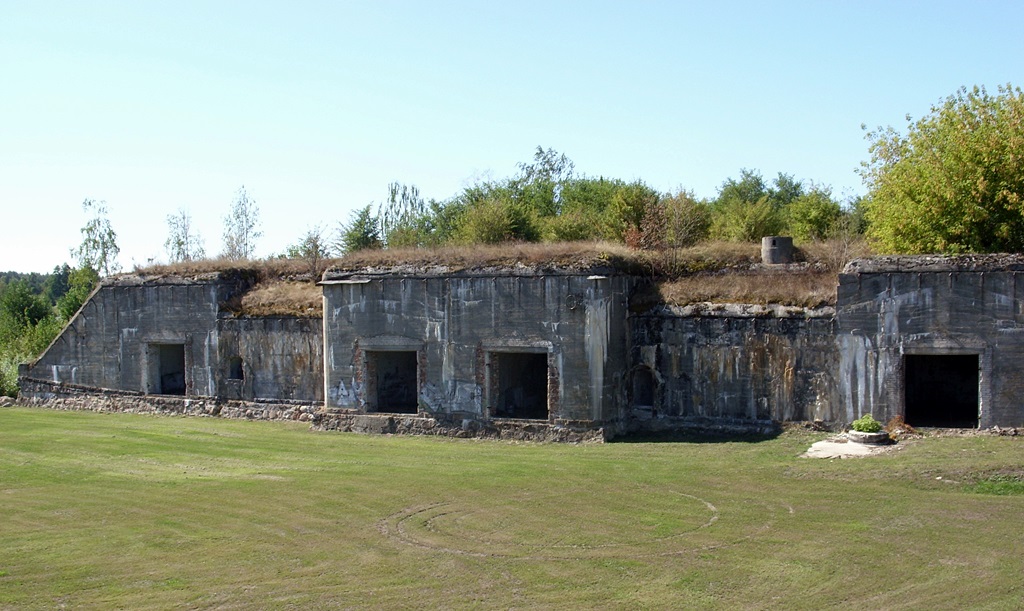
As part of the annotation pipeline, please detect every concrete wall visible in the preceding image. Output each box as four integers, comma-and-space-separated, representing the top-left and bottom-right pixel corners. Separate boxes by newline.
322, 273, 633, 424
629, 305, 838, 432
836, 268, 1024, 428
25, 258, 1024, 438
216, 317, 324, 402
22, 276, 324, 405
25, 280, 225, 395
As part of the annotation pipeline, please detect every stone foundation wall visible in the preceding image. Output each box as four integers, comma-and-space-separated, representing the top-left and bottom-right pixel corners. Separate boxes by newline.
311, 410, 607, 442
18, 378, 606, 442
17, 378, 319, 422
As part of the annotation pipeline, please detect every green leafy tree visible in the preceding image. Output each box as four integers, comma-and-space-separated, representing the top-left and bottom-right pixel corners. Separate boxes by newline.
222, 186, 262, 259
456, 194, 541, 244
336, 206, 383, 254
662, 189, 711, 248
286, 225, 331, 277
514, 146, 576, 218
860, 84, 1024, 253
785, 184, 842, 241
379, 182, 429, 248
546, 177, 622, 241
603, 180, 661, 244
0, 280, 64, 397
165, 208, 206, 263
56, 266, 99, 321
0, 281, 50, 329
43, 264, 72, 305
768, 173, 804, 209
71, 199, 120, 276
710, 170, 785, 241
422, 199, 467, 246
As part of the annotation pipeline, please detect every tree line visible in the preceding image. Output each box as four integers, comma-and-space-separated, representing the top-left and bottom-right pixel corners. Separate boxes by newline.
0, 188, 265, 396
4, 82, 1021, 396
333, 149, 863, 256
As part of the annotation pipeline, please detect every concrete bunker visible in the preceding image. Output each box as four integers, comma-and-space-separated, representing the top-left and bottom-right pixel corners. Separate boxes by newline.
904, 354, 980, 428
365, 350, 419, 414
487, 350, 549, 420
21, 251, 1024, 440
148, 343, 186, 395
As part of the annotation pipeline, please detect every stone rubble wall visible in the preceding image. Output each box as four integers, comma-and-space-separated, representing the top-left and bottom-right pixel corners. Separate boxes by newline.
311, 410, 607, 443
18, 377, 606, 442
18, 378, 319, 422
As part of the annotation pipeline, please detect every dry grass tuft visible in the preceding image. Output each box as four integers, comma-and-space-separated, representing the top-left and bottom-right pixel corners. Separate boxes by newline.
330, 241, 641, 273
796, 237, 874, 272
136, 257, 338, 281
236, 281, 322, 317
644, 270, 838, 309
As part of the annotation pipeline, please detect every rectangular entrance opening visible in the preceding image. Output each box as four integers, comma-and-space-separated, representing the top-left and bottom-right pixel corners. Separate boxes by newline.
365, 350, 418, 414
904, 354, 979, 428
489, 351, 549, 420
150, 343, 186, 395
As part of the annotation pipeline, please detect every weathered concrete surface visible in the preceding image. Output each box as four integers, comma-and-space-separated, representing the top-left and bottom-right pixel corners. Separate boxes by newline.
837, 256, 1024, 428
628, 304, 838, 432
216, 316, 323, 402
20, 273, 324, 405
25, 277, 228, 395
322, 271, 633, 426
801, 435, 895, 458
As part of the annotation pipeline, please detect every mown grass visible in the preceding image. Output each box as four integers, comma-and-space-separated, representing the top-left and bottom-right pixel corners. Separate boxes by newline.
3, 407, 1022, 609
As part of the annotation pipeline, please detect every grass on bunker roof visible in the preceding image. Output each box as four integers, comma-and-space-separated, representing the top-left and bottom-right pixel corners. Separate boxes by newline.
2, 406, 1023, 609
133, 239, 870, 313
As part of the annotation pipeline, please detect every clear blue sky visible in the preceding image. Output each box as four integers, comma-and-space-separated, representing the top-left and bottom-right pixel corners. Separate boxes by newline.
2, 1, 1023, 273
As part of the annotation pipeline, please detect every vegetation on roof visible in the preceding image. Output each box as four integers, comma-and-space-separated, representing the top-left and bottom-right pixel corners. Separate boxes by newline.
124, 238, 869, 314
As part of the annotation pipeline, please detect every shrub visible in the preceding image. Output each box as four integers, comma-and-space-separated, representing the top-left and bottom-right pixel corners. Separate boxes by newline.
851, 414, 883, 433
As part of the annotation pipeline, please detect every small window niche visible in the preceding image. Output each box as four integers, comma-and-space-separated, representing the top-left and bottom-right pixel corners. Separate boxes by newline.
632, 367, 656, 410
489, 351, 549, 420
365, 350, 418, 414
228, 356, 244, 381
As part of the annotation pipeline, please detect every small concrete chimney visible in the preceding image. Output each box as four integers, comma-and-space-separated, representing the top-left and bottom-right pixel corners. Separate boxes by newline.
761, 236, 793, 264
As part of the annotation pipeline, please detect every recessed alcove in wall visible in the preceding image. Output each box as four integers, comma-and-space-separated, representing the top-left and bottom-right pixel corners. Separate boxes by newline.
228, 356, 244, 381
148, 343, 185, 395
632, 367, 655, 410
904, 354, 979, 428
489, 351, 549, 420
365, 350, 418, 414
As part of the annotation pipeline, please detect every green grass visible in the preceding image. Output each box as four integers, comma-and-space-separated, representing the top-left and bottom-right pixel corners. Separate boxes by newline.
2, 407, 1024, 609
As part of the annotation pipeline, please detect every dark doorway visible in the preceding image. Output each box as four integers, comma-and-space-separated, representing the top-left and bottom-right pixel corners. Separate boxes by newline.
491, 352, 548, 419
632, 367, 655, 409
904, 354, 979, 428
154, 343, 186, 395
366, 351, 418, 414
228, 356, 244, 381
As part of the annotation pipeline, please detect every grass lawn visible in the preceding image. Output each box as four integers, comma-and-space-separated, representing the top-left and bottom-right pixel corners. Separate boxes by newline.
2, 406, 1023, 609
